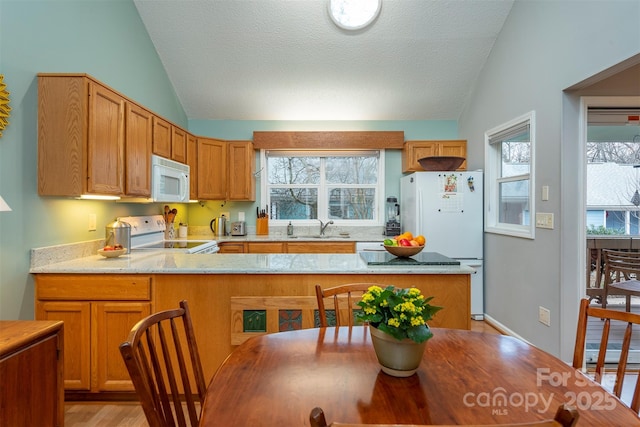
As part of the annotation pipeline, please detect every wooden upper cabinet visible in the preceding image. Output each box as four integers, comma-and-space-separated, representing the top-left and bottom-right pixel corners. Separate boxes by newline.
124, 102, 152, 197
402, 140, 467, 172
152, 116, 172, 159
197, 137, 227, 200
197, 138, 255, 201
152, 115, 189, 163
228, 141, 255, 201
172, 126, 188, 163
38, 74, 125, 196
87, 82, 125, 194
187, 133, 198, 200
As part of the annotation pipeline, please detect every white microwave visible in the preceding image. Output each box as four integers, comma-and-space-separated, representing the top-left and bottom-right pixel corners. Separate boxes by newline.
151, 155, 190, 203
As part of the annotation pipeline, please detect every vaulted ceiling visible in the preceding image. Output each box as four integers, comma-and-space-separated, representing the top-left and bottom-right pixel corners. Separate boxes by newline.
133, 0, 514, 121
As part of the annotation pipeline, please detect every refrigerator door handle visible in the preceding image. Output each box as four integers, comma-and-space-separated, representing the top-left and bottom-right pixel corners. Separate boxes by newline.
417, 189, 423, 233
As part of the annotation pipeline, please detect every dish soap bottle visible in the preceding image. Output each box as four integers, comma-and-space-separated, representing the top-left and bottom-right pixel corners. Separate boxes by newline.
287, 221, 293, 236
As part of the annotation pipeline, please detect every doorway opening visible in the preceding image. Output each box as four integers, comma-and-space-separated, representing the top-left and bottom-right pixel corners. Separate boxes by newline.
584, 100, 640, 364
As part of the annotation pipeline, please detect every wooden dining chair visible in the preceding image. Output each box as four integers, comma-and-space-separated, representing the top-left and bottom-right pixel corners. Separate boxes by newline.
309, 404, 578, 427
601, 249, 640, 310
119, 300, 207, 427
315, 283, 377, 327
573, 297, 640, 413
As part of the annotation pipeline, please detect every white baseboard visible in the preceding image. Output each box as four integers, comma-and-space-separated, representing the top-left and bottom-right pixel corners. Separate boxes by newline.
483, 314, 532, 345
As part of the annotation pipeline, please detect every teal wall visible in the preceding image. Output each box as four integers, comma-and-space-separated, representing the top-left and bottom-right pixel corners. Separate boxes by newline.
0, 0, 186, 320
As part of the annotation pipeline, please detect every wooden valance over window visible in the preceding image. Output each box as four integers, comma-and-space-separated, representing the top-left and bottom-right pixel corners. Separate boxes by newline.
252, 131, 405, 150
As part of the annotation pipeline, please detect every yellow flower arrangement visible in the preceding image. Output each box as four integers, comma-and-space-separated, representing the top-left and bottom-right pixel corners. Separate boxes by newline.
356, 285, 442, 343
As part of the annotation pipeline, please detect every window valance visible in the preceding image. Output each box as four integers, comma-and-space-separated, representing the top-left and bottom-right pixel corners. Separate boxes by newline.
252, 131, 404, 150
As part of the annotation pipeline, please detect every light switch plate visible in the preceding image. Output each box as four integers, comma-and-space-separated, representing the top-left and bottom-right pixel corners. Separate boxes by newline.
88, 213, 97, 231
542, 185, 549, 201
535, 213, 554, 229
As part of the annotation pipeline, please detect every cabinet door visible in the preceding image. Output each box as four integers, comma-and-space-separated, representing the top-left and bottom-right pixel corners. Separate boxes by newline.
286, 242, 355, 253
197, 138, 227, 200
0, 334, 61, 427
218, 242, 245, 253
152, 116, 172, 158
125, 102, 152, 197
37, 75, 89, 196
247, 242, 285, 253
87, 81, 125, 195
187, 133, 198, 200
172, 126, 188, 163
93, 302, 151, 391
37, 301, 91, 390
227, 141, 256, 201
438, 140, 467, 170
402, 140, 467, 172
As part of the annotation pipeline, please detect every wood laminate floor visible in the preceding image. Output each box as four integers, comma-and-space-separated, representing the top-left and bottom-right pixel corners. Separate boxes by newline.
62, 321, 502, 427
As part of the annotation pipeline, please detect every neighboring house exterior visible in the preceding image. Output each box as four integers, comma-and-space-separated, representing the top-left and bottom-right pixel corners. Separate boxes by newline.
587, 162, 640, 235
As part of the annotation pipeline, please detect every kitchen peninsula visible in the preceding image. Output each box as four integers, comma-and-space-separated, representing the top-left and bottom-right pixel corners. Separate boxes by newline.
31, 251, 472, 397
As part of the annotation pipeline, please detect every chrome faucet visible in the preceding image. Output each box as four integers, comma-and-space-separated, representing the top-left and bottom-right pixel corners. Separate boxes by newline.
319, 219, 334, 235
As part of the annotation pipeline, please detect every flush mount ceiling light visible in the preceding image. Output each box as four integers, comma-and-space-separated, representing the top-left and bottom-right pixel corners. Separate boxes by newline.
328, 0, 381, 30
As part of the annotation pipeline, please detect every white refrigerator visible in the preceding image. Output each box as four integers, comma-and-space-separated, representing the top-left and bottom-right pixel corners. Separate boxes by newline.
400, 171, 484, 319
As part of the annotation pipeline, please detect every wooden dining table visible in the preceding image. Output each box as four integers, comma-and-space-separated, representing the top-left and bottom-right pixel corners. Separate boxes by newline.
199, 326, 640, 426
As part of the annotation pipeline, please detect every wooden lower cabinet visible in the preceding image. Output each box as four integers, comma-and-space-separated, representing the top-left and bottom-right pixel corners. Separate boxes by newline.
37, 301, 91, 390
218, 242, 245, 253
93, 302, 151, 391
287, 242, 354, 253
33, 270, 469, 400
35, 275, 151, 395
0, 321, 64, 427
247, 242, 285, 253
153, 273, 470, 382
220, 241, 356, 253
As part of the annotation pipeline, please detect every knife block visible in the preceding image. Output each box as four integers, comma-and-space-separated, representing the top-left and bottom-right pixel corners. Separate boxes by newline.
256, 217, 269, 235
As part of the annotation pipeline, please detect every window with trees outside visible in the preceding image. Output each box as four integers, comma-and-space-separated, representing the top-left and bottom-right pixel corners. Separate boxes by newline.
261, 150, 383, 225
586, 107, 640, 236
485, 111, 535, 239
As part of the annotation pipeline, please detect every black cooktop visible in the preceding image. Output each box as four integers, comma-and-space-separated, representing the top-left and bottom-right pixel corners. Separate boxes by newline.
359, 251, 460, 266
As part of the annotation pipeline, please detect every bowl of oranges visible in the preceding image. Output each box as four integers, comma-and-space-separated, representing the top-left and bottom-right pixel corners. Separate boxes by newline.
383, 232, 426, 258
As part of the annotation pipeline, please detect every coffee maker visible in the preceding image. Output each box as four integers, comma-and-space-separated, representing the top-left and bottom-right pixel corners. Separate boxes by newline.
385, 197, 401, 236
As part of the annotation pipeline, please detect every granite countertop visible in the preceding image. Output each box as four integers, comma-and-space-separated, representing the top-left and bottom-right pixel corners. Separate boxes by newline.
29, 251, 475, 275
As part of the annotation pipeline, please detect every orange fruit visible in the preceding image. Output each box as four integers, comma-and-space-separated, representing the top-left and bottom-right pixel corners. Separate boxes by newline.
415, 235, 426, 246
402, 231, 413, 241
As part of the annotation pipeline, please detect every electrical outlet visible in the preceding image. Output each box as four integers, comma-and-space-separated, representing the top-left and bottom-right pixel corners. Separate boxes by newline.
538, 306, 551, 326
88, 213, 97, 231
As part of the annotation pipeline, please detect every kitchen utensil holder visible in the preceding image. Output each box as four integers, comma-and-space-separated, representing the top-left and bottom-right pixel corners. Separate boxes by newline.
256, 217, 269, 235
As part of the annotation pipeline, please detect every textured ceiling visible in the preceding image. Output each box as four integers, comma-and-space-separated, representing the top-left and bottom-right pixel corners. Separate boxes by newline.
133, 0, 514, 121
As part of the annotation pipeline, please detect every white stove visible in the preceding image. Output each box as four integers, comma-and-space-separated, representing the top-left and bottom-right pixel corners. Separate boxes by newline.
118, 215, 219, 254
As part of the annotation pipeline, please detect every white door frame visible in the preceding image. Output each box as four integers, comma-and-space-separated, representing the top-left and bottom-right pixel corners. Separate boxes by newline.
560, 96, 640, 362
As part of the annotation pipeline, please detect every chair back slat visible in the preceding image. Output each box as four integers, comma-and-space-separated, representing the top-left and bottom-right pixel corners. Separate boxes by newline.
315, 283, 379, 327
169, 318, 199, 426
603, 249, 640, 281
120, 300, 206, 427
137, 329, 173, 426
573, 298, 640, 413
156, 320, 185, 426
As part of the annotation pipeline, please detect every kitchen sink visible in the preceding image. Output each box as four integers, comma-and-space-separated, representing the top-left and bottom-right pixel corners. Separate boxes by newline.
288, 235, 350, 239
